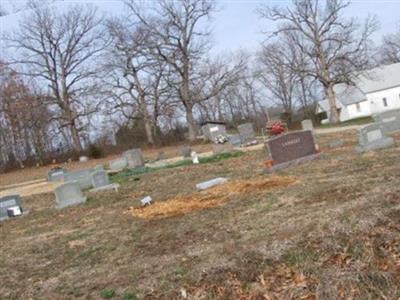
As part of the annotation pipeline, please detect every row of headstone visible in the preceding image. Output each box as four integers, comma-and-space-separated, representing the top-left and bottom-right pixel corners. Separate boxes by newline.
109, 148, 144, 171
54, 169, 119, 209
356, 109, 399, 152
0, 194, 23, 221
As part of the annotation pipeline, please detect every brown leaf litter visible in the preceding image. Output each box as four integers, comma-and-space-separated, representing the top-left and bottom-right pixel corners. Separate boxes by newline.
128, 176, 297, 219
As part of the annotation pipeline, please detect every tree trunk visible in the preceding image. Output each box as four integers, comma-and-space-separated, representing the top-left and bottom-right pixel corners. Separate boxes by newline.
326, 84, 340, 123
186, 107, 197, 141
70, 123, 83, 152
143, 117, 154, 146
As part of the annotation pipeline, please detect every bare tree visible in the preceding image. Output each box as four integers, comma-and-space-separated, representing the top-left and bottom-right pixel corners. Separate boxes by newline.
258, 42, 298, 125
5, 2, 106, 151
381, 22, 400, 64
259, 0, 378, 123
106, 19, 159, 145
126, 0, 219, 140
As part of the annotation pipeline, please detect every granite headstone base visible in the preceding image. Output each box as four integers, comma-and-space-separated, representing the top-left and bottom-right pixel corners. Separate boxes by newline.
356, 137, 394, 153
265, 153, 322, 172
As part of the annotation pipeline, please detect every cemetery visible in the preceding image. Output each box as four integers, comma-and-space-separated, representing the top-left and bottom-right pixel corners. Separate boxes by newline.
1, 122, 400, 299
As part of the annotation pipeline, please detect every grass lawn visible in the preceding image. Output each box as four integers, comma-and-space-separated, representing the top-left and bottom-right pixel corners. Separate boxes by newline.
1, 130, 399, 299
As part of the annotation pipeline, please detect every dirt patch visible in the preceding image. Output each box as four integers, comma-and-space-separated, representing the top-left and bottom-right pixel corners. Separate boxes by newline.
0, 181, 61, 198
128, 177, 296, 219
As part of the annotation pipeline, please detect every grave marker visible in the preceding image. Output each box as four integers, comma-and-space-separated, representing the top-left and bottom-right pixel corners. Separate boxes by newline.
54, 181, 87, 209
301, 119, 314, 131
63, 169, 94, 189
201, 122, 227, 142
0, 195, 23, 221
238, 123, 257, 145
123, 149, 144, 168
372, 109, 400, 135
47, 168, 66, 182
356, 123, 394, 152
109, 157, 128, 171
91, 170, 110, 188
265, 130, 320, 171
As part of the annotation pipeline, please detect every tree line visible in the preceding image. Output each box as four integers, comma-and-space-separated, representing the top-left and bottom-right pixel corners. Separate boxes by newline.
0, 0, 399, 170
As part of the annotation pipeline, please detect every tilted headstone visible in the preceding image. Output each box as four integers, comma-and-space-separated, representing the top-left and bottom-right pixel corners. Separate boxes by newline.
91, 170, 110, 188
123, 149, 144, 168
229, 134, 242, 147
109, 157, 128, 171
47, 168, 67, 182
372, 109, 400, 135
301, 119, 314, 131
265, 130, 319, 170
238, 123, 257, 144
0, 195, 23, 221
54, 181, 87, 209
356, 123, 394, 152
201, 123, 227, 142
196, 177, 228, 190
180, 145, 192, 158
63, 169, 94, 190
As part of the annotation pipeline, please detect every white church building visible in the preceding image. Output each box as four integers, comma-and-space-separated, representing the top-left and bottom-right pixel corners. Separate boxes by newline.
317, 63, 400, 123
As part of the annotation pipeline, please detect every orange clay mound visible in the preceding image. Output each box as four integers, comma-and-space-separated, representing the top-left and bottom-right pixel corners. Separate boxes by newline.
128, 176, 296, 219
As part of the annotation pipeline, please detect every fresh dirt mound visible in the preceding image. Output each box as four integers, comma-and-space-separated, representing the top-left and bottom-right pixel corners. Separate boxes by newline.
128, 176, 296, 219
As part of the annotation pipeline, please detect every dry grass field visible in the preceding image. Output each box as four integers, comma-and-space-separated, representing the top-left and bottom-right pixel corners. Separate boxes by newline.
1, 130, 399, 299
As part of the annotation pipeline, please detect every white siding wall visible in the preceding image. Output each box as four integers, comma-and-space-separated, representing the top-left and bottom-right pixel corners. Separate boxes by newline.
346, 100, 371, 120
367, 86, 400, 114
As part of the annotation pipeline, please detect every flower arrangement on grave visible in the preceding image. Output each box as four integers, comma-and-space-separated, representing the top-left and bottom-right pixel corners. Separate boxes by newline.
266, 120, 286, 136
215, 134, 229, 144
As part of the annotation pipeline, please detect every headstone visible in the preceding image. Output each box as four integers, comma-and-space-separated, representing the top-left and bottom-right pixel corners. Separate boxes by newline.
63, 169, 94, 189
238, 123, 257, 145
301, 119, 314, 131
265, 130, 320, 171
201, 122, 227, 142
79, 156, 89, 163
196, 177, 228, 190
91, 170, 110, 188
212, 143, 234, 155
180, 145, 192, 158
47, 168, 67, 182
372, 109, 400, 135
356, 123, 394, 152
229, 134, 242, 147
191, 151, 199, 164
109, 157, 128, 171
0, 195, 23, 221
123, 149, 144, 168
54, 181, 87, 209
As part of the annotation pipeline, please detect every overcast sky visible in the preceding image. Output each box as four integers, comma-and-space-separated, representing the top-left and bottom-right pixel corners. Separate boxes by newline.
1, 0, 400, 55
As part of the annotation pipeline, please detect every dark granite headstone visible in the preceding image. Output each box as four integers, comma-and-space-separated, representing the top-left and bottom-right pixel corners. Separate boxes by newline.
0, 195, 23, 221
265, 131, 319, 170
